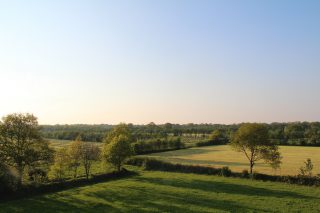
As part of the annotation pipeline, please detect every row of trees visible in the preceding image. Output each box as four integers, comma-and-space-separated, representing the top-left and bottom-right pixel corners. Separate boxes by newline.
0, 114, 134, 191
40, 122, 320, 146
132, 137, 183, 154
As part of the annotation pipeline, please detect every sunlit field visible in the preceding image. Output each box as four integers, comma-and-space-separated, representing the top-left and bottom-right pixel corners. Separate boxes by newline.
145, 145, 320, 176
48, 139, 102, 149
2, 168, 320, 213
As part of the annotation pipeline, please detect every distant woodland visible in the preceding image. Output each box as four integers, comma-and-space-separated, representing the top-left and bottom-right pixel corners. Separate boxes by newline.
41, 122, 320, 146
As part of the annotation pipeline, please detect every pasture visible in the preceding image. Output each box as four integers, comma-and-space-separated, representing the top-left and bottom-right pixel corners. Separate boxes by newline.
145, 145, 320, 176
1, 168, 320, 212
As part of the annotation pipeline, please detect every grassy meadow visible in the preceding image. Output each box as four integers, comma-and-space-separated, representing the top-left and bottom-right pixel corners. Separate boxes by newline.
2, 168, 320, 212
145, 145, 320, 176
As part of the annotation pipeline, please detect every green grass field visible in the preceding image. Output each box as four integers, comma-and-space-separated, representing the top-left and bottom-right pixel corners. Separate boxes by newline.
145, 145, 320, 176
1, 168, 320, 212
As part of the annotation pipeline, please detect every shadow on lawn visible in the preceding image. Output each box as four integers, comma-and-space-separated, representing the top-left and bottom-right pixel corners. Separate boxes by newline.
133, 176, 315, 200
149, 148, 219, 157
2, 172, 317, 213
165, 157, 249, 167
88, 185, 267, 213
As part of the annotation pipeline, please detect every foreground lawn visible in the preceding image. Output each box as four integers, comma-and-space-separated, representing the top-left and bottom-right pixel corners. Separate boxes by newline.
145, 145, 320, 175
1, 169, 320, 212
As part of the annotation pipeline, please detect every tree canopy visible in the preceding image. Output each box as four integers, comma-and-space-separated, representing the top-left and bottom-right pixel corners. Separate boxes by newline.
0, 113, 54, 185
230, 123, 282, 175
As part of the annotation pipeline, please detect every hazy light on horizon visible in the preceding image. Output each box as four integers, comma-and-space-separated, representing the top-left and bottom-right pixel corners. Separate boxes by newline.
0, 0, 319, 124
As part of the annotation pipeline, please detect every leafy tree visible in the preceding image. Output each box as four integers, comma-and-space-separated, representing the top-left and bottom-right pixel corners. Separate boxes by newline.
50, 148, 69, 181
67, 135, 82, 178
104, 123, 133, 144
0, 113, 54, 186
103, 135, 134, 172
209, 129, 227, 144
80, 143, 100, 180
299, 158, 313, 177
230, 123, 282, 175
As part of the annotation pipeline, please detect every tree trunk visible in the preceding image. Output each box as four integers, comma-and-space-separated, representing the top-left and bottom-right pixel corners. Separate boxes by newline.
74, 167, 78, 179
85, 167, 89, 180
17, 166, 24, 187
250, 160, 254, 179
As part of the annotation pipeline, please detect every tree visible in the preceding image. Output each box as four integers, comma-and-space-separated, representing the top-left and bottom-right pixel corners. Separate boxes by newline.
103, 135, 134, 172
50, 148, 69, 181
230, 123, 282, 175
209, 129, 226, 144
0, 113, 54, 186
80, 143, 100, 180
104, 123, 133, 144
67, 135, 82, 178
299, 158, 313, 177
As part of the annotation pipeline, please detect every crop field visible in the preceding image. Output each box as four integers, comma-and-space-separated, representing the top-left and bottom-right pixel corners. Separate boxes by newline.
145, 145, 320, 176
1, 168, 320, 212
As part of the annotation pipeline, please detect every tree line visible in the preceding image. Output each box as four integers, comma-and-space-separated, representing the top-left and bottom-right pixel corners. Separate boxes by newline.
0, 114, 134, 193
40, 122, 320, 146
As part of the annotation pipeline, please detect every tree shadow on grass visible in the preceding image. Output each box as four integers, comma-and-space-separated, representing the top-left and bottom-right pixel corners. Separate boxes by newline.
133, 176, 316, 200
148, 148, 219, 157
2, 195, 119, 213
88, 185, 267, 213
164, 158, 249, 167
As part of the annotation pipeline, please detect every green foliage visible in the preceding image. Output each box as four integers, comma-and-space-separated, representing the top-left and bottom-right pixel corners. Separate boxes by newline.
41, 122, 320, 147
0, 113, 54, 186
132, 137, 183, 154
104, 123, 133, 144
231, 123, 282, 174
299, 158, 313, 177
80, 143, 100, 180
209, 129, 227, 144
220, 166, 232, 177
50, 148, 69, 181
103, 135, 134, 172
28, 168, 48, 184
0, 163, 18, 193
67, 136, 82, 178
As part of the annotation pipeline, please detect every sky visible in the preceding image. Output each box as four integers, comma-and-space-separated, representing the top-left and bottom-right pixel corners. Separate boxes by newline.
0, 0, 319, 125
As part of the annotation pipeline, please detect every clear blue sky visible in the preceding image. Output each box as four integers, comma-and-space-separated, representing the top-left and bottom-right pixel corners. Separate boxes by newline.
0, 0, 319, 124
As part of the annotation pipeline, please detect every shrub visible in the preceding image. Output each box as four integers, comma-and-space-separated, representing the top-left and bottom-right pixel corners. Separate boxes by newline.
28, 168, 48, 183
132, 137, 184, 154
0, 164, 18, 193
241, 169, 249, 178
299, 158, 313, 177
220, 166, 232, 177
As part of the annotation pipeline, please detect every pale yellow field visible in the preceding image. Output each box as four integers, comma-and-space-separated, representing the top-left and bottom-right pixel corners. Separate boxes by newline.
146, 145, 320, 176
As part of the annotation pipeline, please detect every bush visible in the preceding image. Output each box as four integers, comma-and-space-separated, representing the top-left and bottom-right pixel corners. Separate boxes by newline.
241, 169, 249, 178
220, 166, 232, 177
196, 139, 227, 147
28, 168, 48, 184
0, 164, 18, 193
132, 137, 184, 154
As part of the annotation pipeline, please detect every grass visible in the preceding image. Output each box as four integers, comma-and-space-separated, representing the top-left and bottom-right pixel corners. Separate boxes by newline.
48, 139, 102, 149
145, 145, 320, 176
1, 167, 320, 212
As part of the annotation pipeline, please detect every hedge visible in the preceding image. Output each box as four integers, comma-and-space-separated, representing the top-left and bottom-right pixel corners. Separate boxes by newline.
127, 157, 320, 186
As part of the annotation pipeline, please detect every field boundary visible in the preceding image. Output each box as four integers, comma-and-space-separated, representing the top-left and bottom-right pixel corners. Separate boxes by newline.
127, 157, 320, 187
0, 170, 137, 202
